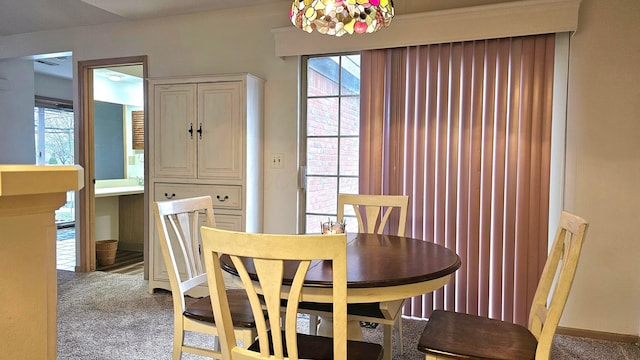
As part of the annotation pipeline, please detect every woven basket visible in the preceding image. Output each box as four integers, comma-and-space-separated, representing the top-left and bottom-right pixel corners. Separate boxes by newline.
96, 240, 118, 266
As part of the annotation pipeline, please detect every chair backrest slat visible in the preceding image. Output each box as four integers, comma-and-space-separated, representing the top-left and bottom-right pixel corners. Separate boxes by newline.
201, 227, 348, 360
168, 213, 195, 278
337, 193, 409, 236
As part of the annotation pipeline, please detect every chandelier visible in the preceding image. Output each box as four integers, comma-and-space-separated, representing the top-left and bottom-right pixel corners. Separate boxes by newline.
290, 0, 394, 37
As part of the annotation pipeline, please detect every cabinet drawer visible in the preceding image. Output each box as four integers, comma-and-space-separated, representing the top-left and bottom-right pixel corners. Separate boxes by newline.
154, 183, 242, 210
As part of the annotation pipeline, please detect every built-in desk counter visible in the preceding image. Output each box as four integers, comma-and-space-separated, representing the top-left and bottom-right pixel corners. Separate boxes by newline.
95, 180, 144, 251
95, 185, 144, 198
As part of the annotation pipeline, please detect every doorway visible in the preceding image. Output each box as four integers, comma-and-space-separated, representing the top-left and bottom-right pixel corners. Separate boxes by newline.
77, 56, 148, 277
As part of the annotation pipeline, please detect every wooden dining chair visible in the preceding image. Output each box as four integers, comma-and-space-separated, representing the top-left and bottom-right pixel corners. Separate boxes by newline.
337, 193, 409, 236
304, 193, 409, 358
200, 227, 384, 360
153, 196, 257, 360
417, 211, 589, 360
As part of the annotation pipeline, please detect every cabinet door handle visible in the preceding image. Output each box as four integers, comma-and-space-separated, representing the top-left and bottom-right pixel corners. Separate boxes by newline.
216, 195, 229, 202
188, 123, 194, 138
197, 123, 203, 139
164, 193, 176, 199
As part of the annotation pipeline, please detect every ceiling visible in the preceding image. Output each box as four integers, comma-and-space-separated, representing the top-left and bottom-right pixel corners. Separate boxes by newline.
4, 0, 283, 79
0, 0, 282, 37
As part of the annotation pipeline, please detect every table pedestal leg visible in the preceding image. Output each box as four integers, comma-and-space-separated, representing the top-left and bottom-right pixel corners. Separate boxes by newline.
316, 316, 362, 340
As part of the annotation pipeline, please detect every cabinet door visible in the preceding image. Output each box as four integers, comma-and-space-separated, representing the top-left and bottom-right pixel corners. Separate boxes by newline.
153, 83, 197, 178
197, 82, 243, 180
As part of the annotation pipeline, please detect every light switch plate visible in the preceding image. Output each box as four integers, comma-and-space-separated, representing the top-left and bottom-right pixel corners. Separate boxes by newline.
270, 153, 283, 169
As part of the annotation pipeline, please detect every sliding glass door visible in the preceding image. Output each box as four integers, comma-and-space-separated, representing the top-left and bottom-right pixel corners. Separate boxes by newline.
300, 54, 361, 234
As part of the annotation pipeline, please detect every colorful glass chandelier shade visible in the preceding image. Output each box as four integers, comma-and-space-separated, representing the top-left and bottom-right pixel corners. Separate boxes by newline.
290, 0, 394, 37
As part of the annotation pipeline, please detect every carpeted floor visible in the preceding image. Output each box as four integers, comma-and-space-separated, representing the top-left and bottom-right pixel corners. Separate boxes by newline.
57, 271, 640, 360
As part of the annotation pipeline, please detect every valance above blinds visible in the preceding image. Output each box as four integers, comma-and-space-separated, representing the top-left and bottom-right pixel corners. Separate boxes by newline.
272, 0, 580, 57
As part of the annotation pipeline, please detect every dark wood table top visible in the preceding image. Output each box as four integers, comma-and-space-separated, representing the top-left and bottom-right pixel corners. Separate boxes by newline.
221, 232, 461, 290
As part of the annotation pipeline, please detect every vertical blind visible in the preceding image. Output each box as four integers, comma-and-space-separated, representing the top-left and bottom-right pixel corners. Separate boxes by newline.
359, 33, 556, 325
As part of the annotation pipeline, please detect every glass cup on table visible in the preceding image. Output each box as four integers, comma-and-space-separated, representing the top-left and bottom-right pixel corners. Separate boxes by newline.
321, 219, 346, 235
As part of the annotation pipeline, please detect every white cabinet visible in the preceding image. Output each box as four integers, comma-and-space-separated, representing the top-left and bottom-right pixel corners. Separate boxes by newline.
153, 81, 245, 180
148, 74, 263, 294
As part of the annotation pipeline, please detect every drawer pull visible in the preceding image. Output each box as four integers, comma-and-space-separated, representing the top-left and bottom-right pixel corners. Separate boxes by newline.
216, 195, 229, 202
164, 193, 176, 199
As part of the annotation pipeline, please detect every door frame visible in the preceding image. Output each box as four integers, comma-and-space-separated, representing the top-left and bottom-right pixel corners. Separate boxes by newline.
76, 56, 148, 273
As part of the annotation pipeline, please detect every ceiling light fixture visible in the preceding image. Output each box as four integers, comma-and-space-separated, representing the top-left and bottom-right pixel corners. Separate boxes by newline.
290, 0, 394, 37
108, 74, 124, 82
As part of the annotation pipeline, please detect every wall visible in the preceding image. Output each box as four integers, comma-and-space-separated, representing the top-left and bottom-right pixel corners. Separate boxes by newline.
34, 72, 72, 100
0, 59, 36, 163
0, 0, 638, 336
561, 0, 640, 336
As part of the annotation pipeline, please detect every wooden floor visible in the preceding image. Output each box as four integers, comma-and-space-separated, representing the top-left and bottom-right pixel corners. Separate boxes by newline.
96, 249, 144, 275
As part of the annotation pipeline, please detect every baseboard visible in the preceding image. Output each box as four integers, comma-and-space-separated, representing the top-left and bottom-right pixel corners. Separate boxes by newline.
556, 326, 640, 344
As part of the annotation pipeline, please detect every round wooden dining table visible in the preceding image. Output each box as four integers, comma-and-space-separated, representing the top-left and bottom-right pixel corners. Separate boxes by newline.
222, 232, 461, 303
220, 232, 460, 359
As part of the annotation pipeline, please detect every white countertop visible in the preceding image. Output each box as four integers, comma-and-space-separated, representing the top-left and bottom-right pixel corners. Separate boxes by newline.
95, 186, 144, 198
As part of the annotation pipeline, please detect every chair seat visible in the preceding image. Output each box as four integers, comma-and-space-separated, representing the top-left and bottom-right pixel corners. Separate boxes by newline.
183, 289, 257, 328
248, 330, 384, 360
417, 310, 538, 360
299, 301, 386, 319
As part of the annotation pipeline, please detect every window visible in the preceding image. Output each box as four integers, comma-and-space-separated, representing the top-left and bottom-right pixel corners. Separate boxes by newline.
34, 96, 75, 223
34, 97, 74, 165
302, 54, 361, 234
